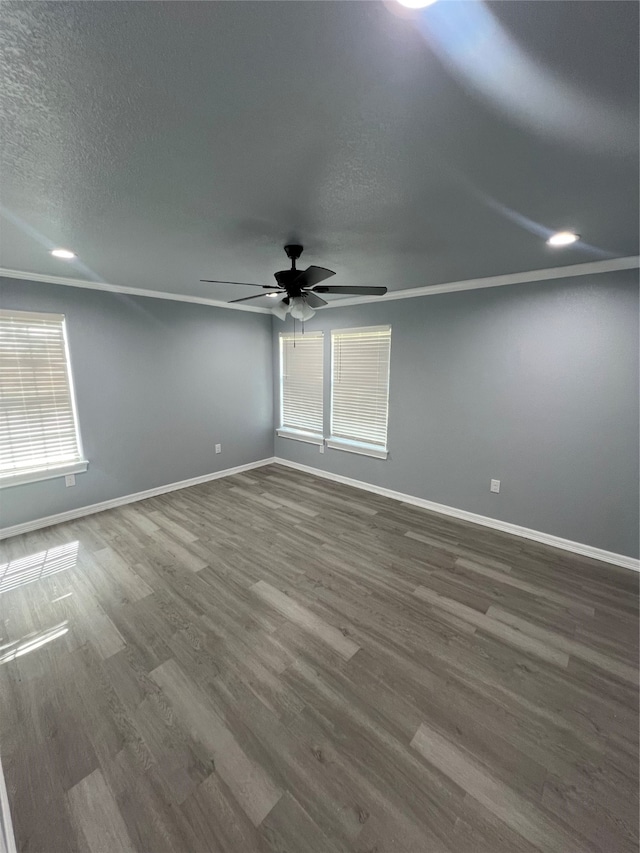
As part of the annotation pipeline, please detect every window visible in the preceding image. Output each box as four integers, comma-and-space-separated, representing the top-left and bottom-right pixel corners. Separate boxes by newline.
328, 325, 391, 459
0, 309, 87, 487
277, 331, 324, 444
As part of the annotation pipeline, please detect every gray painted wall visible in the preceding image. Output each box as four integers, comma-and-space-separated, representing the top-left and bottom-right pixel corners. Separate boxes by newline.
273, 271, 640, 558
0, 278, 274, 528
2, 272, 638, 558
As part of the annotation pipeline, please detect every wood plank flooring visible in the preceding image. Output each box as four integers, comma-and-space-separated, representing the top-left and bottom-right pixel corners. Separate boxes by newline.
0, 463, 638, 852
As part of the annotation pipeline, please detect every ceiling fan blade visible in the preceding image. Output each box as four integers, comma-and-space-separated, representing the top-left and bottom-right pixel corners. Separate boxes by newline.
201, 279, 267, 287
228, 292, 283, 304
294, 266, 336, 289
303, 292, 328, 308
311, 285, 387, 296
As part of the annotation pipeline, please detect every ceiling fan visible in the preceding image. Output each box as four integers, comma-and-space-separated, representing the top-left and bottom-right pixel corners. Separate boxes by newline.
201, 244, 387, 320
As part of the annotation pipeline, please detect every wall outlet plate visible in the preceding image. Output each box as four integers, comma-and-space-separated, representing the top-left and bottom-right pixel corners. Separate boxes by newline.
215, 444, 221, 454
490, 478, 500, 493
65, 474, 76, 487
319, 444, 325, 454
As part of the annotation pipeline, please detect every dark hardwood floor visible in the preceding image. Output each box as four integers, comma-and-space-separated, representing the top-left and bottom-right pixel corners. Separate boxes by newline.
0, 464, 638, 852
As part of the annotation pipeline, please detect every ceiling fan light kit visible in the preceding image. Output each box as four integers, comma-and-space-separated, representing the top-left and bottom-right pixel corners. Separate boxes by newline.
289, 296, 316, 321
200, 244, 388, 320
271, 300, 290, 321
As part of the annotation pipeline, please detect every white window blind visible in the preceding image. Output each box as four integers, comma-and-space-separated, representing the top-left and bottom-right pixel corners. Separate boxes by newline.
330, 325, 391, 454
279, 332, 324, 440
0, 309, 87, 487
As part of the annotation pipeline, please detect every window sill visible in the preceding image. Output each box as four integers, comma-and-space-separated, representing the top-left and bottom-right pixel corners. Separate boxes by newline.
0, 460, 89, 489
326, 438, 388, 460
276, 428, 324, 447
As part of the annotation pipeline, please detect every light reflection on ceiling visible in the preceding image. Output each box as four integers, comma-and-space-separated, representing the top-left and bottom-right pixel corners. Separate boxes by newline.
413, 1, 637, 155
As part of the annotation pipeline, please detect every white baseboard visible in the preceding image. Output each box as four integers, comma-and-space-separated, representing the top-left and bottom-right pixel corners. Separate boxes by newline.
3, 455, 637, 572
0, 458, 276, 540
273, 458, 640, 572
0, 753, 16, 853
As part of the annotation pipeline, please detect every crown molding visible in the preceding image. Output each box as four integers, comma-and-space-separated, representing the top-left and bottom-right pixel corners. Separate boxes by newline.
318, 256, 640, 309
0, 268, 271, 313
1, 256, 637, 315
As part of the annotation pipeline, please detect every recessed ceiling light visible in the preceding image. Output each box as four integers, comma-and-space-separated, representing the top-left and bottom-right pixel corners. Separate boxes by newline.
547, 231, 580, 247
50, 248, 76, 259
396, 0, 438, 8
266, 292, 280, 299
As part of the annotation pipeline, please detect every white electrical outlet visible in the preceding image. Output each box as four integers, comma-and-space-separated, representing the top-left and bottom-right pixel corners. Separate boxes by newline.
490, 478, 500, 493
319, 444, 325, 454
215, 444, 221, 454
65, 474, 76, 487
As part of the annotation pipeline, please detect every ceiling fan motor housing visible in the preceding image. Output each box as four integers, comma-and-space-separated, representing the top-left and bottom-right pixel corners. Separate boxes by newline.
275, 245, 305, 294
274, 268, 303, 295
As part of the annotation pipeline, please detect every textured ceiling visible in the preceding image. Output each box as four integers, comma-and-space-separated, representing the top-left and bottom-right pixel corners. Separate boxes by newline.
1, 1, 638, 306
